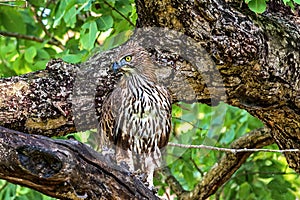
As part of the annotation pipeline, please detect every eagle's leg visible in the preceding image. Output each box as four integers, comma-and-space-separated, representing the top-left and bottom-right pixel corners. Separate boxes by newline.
116, 148, 134, 172
142, 147, 162, 188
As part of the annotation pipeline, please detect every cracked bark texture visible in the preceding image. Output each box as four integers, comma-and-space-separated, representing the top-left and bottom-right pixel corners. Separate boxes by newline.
0, 0, 299, 199
136, 0, 300, 172
0, 126, 159, 200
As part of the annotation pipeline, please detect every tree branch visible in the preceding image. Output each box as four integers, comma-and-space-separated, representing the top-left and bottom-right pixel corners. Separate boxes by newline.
0, 59, 78, 136
135, 0, 300, 174
103, 0, 135, 27
0, 31, 64, 50
1, 0, 300, 198
29, 3, 64, 50
168, 142, 299, 153
179, 128, 274, 200
0, 126, 159, 200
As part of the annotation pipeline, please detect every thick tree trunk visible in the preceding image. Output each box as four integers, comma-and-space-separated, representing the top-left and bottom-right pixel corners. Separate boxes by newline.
0, 0, 299, 199
0, 126, 159, 200
135, 0, 300, 173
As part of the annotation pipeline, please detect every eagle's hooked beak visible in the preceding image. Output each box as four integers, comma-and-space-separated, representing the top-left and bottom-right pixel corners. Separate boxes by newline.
113, 58, 130, 73
112, 62, 121, 73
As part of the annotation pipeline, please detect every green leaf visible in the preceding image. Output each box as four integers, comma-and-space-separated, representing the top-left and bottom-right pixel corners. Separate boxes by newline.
248, 0, 267, 13
129, 2, 137, 24
31, 60, 48, 71
61, 54, 82, 63
36, 49, 50, 60
113, 20, 132, 32
105, 0, 116, 4
99, 30, 133, 51
24, 47, 37, 63
286, 1, 295, 9
283, 0, 292, 4
77, 0, 93, 13
65, 0, 78, 11
28, 0, 46, 7
63, 6, 77, 28
13, 58, 32, 75
238, 182, 251, 199
0, 6, 26, 34
0, 42, 16, 58
63, 0, 92, 28
220, 125, 235, 144
80, 21, 98, 50
44, 48, 57, 58
65, 37, 80, 53
96, 15, 114, 30
114, 1, 132, 18
53, 0, 67, 27
182, 165, 194, 188
294, 0, 300, 4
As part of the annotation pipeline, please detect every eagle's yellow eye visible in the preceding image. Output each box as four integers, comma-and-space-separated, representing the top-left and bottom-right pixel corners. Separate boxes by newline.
124, 55, 132, 62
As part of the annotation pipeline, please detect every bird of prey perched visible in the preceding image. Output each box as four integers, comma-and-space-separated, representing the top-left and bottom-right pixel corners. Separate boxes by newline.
99, 41, 172, 188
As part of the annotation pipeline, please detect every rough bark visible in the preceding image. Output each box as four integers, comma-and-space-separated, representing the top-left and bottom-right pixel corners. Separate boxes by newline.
0, 0, 299, 199
135, 0, 300, 173
0, 126, 159, 200
0, 60, 78, 136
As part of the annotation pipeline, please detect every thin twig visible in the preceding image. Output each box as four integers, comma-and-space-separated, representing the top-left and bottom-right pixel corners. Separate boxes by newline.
103, 0, 135, 27
172, 116, 206, 131
40, 0, 53, 22
0, 181, 8, 191
232, 171, 298, 178
160, 166, 185, 196
190, 157, 204, 176
27, 4, 64, 50
168, 142, 300, 153
0, 0, 28, 8
0, 31, 64, 50
30, 6, 51, 37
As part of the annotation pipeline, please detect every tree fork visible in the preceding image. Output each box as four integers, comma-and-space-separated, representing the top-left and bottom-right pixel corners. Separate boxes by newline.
135, 0, 300, 172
